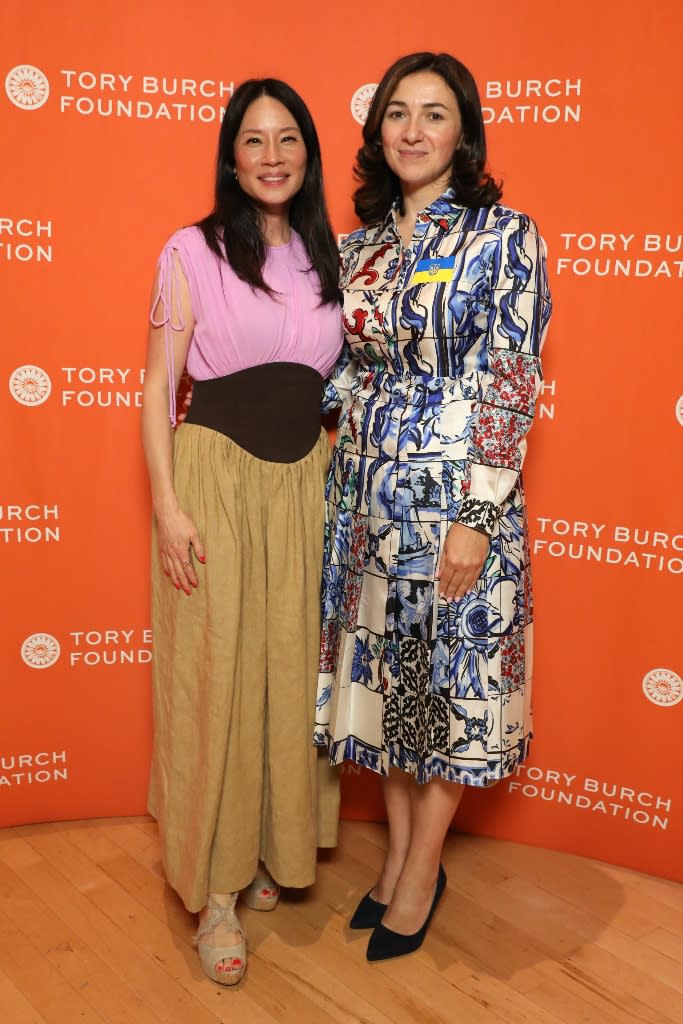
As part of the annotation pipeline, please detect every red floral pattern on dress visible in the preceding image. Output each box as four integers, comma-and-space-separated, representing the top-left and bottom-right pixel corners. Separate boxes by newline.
471, 407, 531, 467
499, 632, 525, 693
468, 349, 538, 469
320, 620, 340, 673
349, 514, 367, 573
341, 568, 363, 632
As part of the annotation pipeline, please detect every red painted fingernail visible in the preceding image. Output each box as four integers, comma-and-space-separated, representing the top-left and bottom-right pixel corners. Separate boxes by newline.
174, 582, 181, 590
198, 555, 205, 564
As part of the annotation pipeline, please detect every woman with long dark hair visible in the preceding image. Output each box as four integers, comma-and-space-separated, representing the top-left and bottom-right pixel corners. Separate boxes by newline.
315, 52, 551, 960
142, 78, 342, 985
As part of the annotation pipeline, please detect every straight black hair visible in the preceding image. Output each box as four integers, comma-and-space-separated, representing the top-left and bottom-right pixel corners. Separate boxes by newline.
354, 52, 502, 225
198, 78, 339, 304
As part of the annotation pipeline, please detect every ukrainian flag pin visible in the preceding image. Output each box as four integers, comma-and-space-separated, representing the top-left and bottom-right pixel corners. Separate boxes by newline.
412, 254, 456, 284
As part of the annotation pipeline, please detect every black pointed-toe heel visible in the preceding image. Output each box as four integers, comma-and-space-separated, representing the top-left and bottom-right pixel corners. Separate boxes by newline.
349, 890, 388, 929
366, 864, 447, 961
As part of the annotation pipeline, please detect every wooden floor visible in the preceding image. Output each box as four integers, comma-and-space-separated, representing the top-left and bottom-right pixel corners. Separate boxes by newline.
0, 817, 681, 1024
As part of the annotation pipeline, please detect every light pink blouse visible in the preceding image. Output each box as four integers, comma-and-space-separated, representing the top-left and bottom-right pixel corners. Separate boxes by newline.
151, 225, 343, 424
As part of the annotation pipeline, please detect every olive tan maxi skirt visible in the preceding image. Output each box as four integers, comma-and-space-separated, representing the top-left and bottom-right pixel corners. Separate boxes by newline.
148, 421, 340, 913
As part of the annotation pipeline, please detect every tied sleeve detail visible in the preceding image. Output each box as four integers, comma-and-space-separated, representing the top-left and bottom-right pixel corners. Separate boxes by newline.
150, 244, 186, 426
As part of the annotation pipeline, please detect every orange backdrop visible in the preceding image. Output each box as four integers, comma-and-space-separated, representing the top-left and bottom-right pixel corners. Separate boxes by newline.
1, 0, 681, 882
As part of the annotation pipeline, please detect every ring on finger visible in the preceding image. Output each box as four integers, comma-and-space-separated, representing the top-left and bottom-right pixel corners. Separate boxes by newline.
183, 560, 191, 567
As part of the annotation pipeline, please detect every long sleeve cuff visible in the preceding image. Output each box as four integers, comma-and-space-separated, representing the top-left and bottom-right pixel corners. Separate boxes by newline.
455, 496, 499, 536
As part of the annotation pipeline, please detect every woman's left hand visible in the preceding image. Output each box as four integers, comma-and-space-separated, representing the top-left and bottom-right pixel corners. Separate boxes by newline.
436, 522, 490, 603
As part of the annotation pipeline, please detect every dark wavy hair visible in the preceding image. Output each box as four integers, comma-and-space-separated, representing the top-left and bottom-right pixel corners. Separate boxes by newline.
354, 52, 502, 225
198, 78, 339, 303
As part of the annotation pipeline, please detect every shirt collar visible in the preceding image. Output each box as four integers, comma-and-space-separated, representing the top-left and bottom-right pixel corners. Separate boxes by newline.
385, 187, 462, 235
420, 188, 462, 225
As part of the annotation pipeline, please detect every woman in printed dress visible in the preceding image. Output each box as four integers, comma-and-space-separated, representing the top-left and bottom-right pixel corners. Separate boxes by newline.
142, 79, 342, 985
315, 52, 551, 961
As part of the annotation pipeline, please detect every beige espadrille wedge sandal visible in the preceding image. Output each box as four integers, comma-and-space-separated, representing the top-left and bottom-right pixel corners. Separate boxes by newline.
242, 863, 280, 912
194, 893, 247, 985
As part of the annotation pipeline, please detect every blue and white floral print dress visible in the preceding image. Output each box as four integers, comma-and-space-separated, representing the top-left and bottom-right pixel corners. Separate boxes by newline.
314, 190, 552, 786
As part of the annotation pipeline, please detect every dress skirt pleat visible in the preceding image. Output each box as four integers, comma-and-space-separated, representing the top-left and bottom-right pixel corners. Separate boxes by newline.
148, 423, 339, 913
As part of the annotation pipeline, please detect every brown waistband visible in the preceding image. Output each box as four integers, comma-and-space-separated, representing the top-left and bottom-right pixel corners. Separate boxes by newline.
184, 362, 324, 463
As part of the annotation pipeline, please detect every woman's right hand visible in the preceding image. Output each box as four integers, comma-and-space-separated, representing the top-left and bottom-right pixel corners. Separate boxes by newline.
156, 506, 205, 594
176, 370, 194, 424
